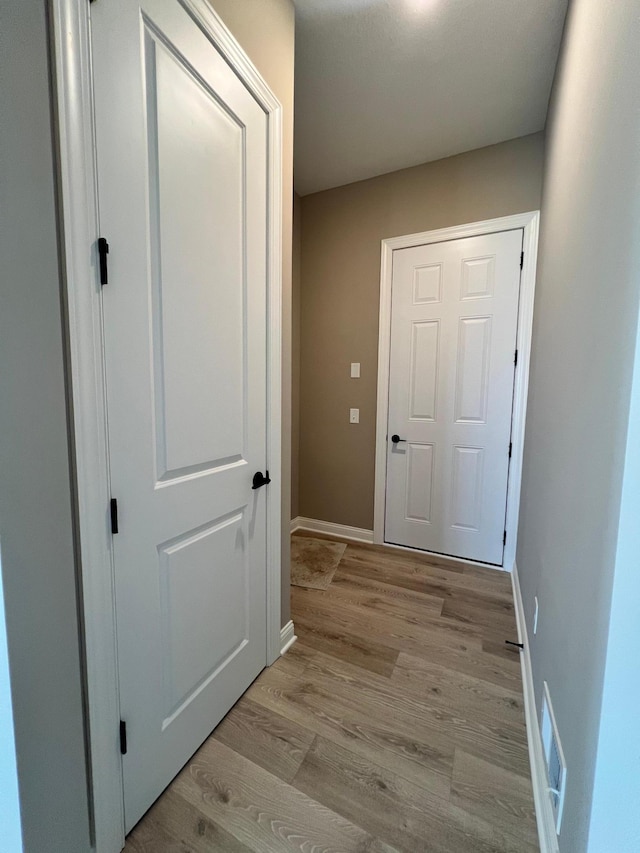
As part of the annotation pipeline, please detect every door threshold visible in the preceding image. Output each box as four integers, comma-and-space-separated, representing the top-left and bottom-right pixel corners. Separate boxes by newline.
382, 539, 509, 572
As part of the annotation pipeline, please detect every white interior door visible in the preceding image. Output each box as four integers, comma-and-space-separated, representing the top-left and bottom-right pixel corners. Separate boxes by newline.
385, 230, 522, 565
91, 0, 269, 830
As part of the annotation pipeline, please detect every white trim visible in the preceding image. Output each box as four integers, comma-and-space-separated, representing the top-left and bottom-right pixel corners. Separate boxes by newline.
292, 517, 374, 544
51, 3, 124, 850
504, 214, 539, 571
373, 211, 540, 571
512, 564, 560, 853
52, 2, 283, 850
373, 237, 395, 545
280, 620, 297, 655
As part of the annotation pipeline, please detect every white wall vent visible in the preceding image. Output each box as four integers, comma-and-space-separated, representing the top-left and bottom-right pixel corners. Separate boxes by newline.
541, 681, 567, 834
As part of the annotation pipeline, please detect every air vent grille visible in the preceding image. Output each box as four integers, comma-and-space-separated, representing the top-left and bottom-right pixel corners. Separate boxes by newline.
541, 681, 567, 833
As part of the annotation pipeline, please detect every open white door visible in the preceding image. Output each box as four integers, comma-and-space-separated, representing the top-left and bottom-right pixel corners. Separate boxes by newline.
91, 0, 269, 830
385, 229, 522, 565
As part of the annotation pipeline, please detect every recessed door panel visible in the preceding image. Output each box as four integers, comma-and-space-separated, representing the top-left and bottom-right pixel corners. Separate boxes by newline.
148, 36, 246, 479
385, 229, 522, 564
159, 512, 248, 725
405, 443, 434, 523
461, 255, 495, 300
450, 446, 484, 531
454, 316, 492, 424
413, 263, 442, 304
409, 321, 439, 421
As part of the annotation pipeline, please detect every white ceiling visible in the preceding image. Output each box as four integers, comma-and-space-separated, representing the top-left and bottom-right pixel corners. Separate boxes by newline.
293, 0, 568, 196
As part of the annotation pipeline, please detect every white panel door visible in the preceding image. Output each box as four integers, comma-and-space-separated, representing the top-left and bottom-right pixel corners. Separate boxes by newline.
91, 0, 269, 830
385, 230, 522, 565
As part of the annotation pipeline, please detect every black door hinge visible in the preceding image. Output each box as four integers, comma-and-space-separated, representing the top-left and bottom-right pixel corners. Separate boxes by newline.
119, 720, 127, 755
514, 349, 518, 367
503, 530, 507, 546
98, 237, 109, 285
110, 498, 119, 535
520, 251, 524, 270
508, 442, 513, 459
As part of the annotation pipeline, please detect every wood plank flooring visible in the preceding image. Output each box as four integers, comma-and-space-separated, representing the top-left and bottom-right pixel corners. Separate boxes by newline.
124, 532, 538, 853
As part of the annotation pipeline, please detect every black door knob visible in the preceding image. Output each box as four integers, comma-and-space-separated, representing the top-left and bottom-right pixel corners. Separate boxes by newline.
252, 470, 271, 489
391, 434, 406, 444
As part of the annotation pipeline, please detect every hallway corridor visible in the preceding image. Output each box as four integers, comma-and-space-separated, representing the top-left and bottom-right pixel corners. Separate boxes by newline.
125, 532, 537, 852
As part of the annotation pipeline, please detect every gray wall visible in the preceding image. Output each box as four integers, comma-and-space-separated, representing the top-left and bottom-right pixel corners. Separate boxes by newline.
588, 310, 640, 850
516, 1, 640, 851
0, 2, 92, 851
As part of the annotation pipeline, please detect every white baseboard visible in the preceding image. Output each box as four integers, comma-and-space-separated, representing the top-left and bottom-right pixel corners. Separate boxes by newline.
511, 563, 559, 853
290, 516, 374, 544
280, 620, 297, 656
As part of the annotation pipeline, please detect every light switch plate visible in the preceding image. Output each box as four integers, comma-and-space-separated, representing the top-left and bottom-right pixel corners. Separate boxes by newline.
349, 408, 360, 424
350, 362, 361, 378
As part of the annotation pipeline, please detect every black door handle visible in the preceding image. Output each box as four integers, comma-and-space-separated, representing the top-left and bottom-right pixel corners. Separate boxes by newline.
252, 470, 271, 489
391, 434, 406, 444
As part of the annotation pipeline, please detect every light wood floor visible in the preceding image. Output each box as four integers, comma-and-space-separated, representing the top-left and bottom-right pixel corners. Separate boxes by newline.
125, 532, 538, 853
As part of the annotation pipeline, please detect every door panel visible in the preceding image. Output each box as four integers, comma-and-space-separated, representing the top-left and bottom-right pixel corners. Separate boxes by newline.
149, 37, 246, 477
405, 443, 435, 523
454, 316, 492, 424
410, 321, 439, 420
461, 254, 495, 299
450, 446, 484, 531
158, 511, 248, 725
413, 263, 443, 303
385, 230, 522, 565
91, 0, 268, 830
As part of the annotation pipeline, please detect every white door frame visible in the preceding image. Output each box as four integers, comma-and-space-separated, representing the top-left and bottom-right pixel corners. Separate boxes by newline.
51, 2, 283, 851
373, 212, 540, 571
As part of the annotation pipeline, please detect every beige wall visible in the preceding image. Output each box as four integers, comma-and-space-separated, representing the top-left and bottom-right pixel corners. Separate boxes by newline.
291, 193, 302, 519
212, 0, 295, 625
298, 133, 545, 530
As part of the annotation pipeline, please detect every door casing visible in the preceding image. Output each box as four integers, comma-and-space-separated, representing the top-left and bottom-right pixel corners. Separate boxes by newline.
374, 213, 540, 571
51, 1, 283, 851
